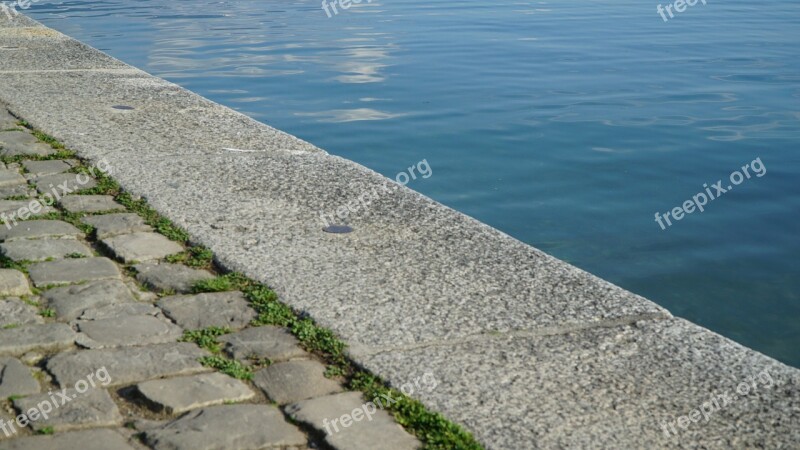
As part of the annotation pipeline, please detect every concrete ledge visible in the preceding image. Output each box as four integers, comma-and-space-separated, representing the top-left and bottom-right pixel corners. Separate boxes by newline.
2, 13, 798, 449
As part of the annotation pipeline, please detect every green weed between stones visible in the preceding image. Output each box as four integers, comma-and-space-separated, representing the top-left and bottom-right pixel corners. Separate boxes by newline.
180, 326, 230, 354
12, 121, 483, 450
198, 356, 253, 380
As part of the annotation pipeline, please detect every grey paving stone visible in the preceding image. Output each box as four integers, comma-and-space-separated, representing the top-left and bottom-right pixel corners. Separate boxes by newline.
0, 357, 40, 399
0, 203, 56, 225
0, 170, 25, 188
28, 257, 121, 287
46, 343, 210, 387
0, 269, 31, 297
0, 298, 44, 328
41, 279, 137, 321
0, 239, 92, 262
13, 387, 122, 432
21, 159, 73, 177
0, 131, 55, 157
75, 315, 183, 349
59, 195, 123, 213
0, 428, 138, 450
82, 213, 152, 240
220, 326, 306, 364
0, 323, 75, 357
252, 360, 343, 405
34, 172, 96, 194
136, 372, 255, 414
287, 391, 421, 450
102, 232, 183, 263
0, 220, 82, 242
143, 404, 306, 450
157, 291, 255, 330
0, 183, 33, 200
134, 262, 214, 294
76, 303, 162, 321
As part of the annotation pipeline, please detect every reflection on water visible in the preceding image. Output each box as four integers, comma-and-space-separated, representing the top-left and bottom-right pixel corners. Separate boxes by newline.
27, 0, 800, 366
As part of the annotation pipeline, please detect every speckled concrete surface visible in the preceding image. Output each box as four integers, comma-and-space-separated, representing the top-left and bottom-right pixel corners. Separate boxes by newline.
1, 13, 797, 449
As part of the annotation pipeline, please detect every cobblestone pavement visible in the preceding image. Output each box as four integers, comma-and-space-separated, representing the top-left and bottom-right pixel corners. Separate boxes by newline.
0, 109, 421, 450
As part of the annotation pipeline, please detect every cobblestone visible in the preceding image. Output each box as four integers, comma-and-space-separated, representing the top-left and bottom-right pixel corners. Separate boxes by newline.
28, 257, 121, 287
143, 405, 307, 450
135, 372, 255, 414
101, 232, 183, 263
252, 360, 343, 404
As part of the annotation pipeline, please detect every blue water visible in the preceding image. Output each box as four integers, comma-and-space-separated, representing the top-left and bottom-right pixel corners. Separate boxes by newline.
26, 0, 800, 366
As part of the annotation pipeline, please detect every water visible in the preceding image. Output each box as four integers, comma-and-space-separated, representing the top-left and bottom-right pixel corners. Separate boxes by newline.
24, 0, 800, 366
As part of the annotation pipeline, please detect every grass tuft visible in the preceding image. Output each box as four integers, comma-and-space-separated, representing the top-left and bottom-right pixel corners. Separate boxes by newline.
198, 356, 253, 380
180, 326, 230, 353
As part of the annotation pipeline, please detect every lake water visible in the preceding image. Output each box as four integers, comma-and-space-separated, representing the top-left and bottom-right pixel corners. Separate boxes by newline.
25, 0, 800, 366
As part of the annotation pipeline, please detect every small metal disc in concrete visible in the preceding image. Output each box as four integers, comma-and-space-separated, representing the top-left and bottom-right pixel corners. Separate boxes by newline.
75, 314, 184, 349
59, 194, 124, 213
156, 291, 256, 330
0, 131, 55, 157
14, 388, 123, 432
0, 298, 44, 327
46, 343, 210, 387
0, 428, 139, 450
101, 232, 183, 263
0, 239, 93, 262
28, 257, 121, 287
0, 169, 26, 187
0, 357, 40, 398
143, 404, 307, 450
22, 159, 73, 177
35, 172, 98, 194
252, 359, 343, 404
134, 262, 215, 294
41, 279, 137, 321
0, 268, 31, 297
0, 323, 75, 357
287, 391, 422, 450
219, 326, 307, 363
0, 219, 83, 242
136, 372, 256, 414
82, 212, 152, 239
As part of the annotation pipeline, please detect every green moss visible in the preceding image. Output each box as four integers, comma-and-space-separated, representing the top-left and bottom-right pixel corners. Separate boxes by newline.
39, 308, 56, 318
36, 426, 55, 435
180, 327, 230, 353
167, 246, 214, 268
191, 272, 249, 293
198, 356, 253, 380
